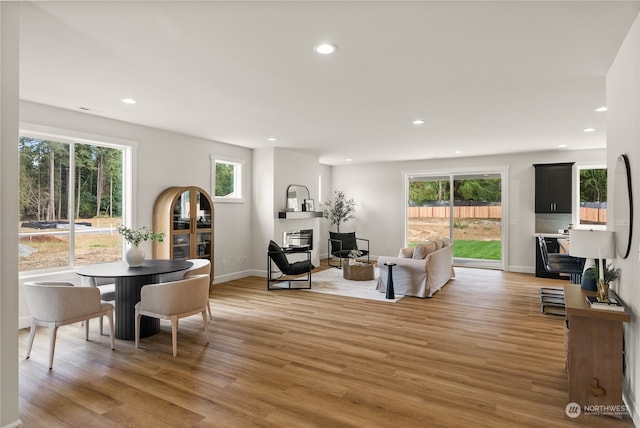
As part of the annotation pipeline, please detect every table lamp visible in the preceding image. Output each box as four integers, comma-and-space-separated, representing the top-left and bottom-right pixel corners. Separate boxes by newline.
569, 229, 615, 290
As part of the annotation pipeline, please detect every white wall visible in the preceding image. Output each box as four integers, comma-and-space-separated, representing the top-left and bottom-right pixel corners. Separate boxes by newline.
0, 3, 21, 426
607, 12, 640, 424
329, 149, 606, 273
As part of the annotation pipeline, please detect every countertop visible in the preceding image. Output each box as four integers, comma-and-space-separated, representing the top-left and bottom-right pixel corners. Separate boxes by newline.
535, 232, 570, 239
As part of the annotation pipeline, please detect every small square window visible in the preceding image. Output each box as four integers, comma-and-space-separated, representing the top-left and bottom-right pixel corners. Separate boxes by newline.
212, 158, 244, 203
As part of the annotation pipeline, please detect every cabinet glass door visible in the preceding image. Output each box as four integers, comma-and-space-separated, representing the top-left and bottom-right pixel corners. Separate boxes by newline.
195, 190, 212, 230
172, 233, 190, 259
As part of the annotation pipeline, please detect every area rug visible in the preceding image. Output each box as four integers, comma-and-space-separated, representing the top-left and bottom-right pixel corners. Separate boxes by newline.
305, 268, 404, 302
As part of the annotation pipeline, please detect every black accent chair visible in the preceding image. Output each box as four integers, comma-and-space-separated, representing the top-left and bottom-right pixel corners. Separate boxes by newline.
267, 240, 314, 290
327, 232, 370, 268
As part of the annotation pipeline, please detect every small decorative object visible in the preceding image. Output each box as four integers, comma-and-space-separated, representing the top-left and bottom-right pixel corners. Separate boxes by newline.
304, 199, 315, 212
597, 279, 609, 302
592, 262, 620, 302
581, 266, 597, 291
117, 225, 166, 267
322, 190, 356, 233
348, 249, 363, 265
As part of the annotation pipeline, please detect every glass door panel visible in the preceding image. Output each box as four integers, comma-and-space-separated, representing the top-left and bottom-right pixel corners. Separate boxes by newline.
452, 174, 502, 267
196, 232, 212, 258
407, 175, 451, 246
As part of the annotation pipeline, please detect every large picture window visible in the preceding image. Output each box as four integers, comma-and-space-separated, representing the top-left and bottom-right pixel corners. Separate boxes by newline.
19, 134, 128, 273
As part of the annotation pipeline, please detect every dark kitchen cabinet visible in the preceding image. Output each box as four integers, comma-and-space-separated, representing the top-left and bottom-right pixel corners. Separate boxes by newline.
534, 163, 573, 213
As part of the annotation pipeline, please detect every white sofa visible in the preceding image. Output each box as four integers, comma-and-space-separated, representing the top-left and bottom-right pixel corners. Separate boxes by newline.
376, 239, 455, 298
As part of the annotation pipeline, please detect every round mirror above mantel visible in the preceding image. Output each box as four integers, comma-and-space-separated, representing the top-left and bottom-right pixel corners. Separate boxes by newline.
613, 154, 633, 259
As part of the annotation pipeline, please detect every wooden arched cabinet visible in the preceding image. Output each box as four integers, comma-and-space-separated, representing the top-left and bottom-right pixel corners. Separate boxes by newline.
153, 186, 214, 283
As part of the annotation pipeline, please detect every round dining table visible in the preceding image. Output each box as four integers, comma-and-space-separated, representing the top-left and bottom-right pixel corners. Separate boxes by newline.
76, 259, 192, 340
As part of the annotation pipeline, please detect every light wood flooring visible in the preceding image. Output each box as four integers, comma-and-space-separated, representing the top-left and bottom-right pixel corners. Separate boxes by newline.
18, 264, 635, 427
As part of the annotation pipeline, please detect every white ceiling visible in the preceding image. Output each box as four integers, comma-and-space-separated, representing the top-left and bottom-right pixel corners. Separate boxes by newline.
19, 1, 640, 165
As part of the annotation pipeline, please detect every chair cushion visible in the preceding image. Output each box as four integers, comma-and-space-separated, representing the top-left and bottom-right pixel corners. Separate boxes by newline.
329, 232, 358, 253
288, 260, 315, 275
268, 240, 290, 273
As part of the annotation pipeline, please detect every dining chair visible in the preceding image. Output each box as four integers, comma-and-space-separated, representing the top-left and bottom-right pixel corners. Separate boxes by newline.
23, 281, 115, 369
80, 275, 116, 335
184, 259, 212, 319
134, 274, 210, 357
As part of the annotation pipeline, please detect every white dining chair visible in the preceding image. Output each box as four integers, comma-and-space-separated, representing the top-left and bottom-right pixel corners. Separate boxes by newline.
23, 281, 115, 369
184, 259, 212, 319
80, 275, 116, 334
134, 274, 210, 357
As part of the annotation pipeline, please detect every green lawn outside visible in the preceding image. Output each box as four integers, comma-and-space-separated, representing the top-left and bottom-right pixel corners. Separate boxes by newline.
407, 239, 501, 260
453, 240, 501, 260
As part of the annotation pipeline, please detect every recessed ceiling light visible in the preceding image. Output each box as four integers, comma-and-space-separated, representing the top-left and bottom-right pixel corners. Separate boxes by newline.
267, 137, 277, 142
454, 151, 462, 154
121, 98, 136, 104
314, 43, 337, 55
595, 106, 607, 112
412, 119, 425, 125
558, 144, 568, 148
584, 128, 595, 133
346, 158, 353, 162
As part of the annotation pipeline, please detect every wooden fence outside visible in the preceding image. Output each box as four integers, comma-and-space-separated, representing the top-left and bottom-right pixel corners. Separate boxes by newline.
408, 206, 607, 222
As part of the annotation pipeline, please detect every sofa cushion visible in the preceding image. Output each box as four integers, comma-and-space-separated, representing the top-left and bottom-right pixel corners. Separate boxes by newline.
413, 241, 437, 259
399, 247, 414, 258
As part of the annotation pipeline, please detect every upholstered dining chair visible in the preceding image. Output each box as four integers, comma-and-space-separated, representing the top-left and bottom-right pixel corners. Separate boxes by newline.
80, 275, 116, 335
134, 274, 210, 357
23, 281, 115, 369
184, 259, 212, 320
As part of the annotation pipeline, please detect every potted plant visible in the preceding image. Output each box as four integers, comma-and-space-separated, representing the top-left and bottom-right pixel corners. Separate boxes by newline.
322, 190, 355, 233
117, 225, 165, 267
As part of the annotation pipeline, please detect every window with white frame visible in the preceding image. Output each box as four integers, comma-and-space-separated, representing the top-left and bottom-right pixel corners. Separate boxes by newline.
212, 157, 244, 202
19, 131, 131, 273
577, 165, 607, 227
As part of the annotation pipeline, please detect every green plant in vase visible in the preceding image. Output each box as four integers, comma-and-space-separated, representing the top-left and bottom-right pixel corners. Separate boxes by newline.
117, 225, 165, 267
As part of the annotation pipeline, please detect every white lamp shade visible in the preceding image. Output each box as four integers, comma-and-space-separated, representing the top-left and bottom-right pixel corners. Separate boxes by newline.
569, 229, 615, 259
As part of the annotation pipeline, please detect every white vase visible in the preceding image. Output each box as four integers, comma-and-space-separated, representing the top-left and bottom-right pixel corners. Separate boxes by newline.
125, 245, 145, 267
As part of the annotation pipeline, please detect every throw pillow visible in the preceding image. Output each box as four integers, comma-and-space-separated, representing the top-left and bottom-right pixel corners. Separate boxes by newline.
441, 237, 450, 247
398, 247, 414, 258
433, 239, 444, 249
413, 241, 436, 259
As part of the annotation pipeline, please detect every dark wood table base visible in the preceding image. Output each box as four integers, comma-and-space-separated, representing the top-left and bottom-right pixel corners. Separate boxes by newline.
115, 274, 160, 340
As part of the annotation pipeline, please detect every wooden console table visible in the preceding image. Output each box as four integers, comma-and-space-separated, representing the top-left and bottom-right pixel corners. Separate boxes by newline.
564, 284, 630, 410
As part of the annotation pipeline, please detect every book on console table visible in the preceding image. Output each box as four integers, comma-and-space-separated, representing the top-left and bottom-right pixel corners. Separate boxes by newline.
585, 295, 625, 312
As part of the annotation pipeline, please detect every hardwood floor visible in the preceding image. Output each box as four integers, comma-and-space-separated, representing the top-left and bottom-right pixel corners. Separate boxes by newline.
19, 264, 634, 427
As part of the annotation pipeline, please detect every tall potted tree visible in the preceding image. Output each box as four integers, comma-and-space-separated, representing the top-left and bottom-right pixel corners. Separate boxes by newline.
323, 190, 368, 268
322, 190, 355, 233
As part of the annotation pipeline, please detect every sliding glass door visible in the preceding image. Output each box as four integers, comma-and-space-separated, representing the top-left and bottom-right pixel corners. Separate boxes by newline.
407, 170, 505, 270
